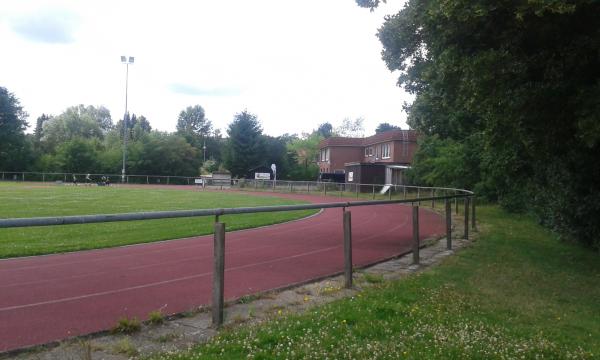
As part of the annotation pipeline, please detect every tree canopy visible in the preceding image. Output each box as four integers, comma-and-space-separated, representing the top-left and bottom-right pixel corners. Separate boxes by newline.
0, 87, 30, 170
375, 122, 400, 134
224, 110, 266, 178
362, 0, 600, 249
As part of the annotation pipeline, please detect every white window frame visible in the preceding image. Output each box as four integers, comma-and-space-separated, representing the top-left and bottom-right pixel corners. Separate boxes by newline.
382, 143, 391, 159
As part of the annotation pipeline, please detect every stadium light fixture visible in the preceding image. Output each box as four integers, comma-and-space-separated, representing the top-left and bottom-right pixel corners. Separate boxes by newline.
121, 55, 134, 183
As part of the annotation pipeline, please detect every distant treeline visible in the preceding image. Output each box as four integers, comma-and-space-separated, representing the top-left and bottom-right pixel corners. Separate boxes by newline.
0, 88, 328, 181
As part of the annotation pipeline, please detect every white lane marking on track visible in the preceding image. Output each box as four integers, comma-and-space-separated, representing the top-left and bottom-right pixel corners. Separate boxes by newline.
0, 243, 344, 312
0, 206, 411, 290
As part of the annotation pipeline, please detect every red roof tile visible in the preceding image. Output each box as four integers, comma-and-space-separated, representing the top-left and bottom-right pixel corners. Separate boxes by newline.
319, 130, 418, 148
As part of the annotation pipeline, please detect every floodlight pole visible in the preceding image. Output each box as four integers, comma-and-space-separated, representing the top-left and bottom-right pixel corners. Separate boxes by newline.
121, 56, 134, 183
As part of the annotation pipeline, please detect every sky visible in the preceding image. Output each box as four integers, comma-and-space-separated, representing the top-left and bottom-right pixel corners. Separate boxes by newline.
0, 0, 412, 137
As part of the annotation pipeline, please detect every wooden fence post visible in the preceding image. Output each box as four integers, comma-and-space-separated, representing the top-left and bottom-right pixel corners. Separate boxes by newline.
464, 197, 470, 240
446, 199, 452, 250
412, 205, 420, 264
471, 196, 476, 231
343, 209, 352, 288
212, 222, 225, 327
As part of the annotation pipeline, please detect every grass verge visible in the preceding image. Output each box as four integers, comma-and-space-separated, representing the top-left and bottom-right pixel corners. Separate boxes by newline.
0, 182, 315, 258
153, 205, 600, 359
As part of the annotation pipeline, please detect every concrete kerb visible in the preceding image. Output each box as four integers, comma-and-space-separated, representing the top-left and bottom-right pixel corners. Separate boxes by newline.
3, 212, 476, 360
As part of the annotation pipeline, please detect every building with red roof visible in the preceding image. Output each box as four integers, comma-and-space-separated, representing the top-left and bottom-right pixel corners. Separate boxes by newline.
317, 129, 418, 185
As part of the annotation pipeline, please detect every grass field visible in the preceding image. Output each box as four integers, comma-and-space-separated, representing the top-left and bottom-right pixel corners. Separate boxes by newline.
156, 206, 600, 359
0, 182, 316, 259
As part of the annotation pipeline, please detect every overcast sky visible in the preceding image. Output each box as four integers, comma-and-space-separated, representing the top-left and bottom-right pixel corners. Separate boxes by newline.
0, 0, 411, 137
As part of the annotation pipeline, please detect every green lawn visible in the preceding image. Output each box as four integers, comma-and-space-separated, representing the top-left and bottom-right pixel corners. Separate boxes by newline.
0, 182, 315, 258
159, 206, 600, 359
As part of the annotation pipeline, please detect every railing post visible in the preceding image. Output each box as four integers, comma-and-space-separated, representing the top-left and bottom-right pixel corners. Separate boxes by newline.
343, 209, 352, 288
471, 196, 476, 231
22, 172, 25, 182
455, 196, 458, 214
431, 189, 435, 208
42, 173, 45, 182
389, 185, 392, 200
403, 186, 406, 199
445, 199, 452, 250
372, 185, 375, 199
146, 176, 149, 184
212, 222, 225, 327
412, 205, 420, 264
464, 197, 470, 240
356, 184, 359, 198
167, 177, 170, 185
307, 182, 310, 193
417, 187, 421, 206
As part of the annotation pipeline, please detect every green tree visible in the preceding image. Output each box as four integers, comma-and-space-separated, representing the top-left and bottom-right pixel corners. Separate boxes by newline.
287, 131, 322, 180
375, 122, 400, 134
0, 87, 31, 170
54, 138, 101, 173
224, 110, 265, 177
360, 0, 600, 249
176, 105, 212, 143
127, 132, 199, 176
317, 122, 333, 138
41, 105, 112, 151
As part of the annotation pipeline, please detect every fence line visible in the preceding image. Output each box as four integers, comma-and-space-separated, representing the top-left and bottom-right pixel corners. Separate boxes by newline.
0, 173, 475, 327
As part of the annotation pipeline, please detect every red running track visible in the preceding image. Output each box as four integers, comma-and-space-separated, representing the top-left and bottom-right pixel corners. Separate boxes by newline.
0, 191, 445, 352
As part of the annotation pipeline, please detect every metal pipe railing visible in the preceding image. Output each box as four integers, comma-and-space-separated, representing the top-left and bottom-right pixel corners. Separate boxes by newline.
0, 177, 476, 328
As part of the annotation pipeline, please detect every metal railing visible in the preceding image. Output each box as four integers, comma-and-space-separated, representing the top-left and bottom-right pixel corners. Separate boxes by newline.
0, 176, 475, 327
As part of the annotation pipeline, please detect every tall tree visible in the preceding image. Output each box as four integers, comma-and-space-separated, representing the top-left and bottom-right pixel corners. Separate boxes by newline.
224, 110, 265, 177
0, 87, 30, 170
334, 117, 365, 137
375, 122, 400, 134
34, 114, 51, 142
176, 105, 212, 139
317, 122, 333, 138
41, 105, 113, 151
360, 0, 600, 249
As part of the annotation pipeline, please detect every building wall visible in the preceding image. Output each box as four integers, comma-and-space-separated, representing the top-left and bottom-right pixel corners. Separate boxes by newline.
392, 140, 418, 164
318, 146, 363, 173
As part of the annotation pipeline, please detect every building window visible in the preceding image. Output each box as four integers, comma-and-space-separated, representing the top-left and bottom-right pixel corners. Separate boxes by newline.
365, 147, 373, 157
382, 143, 391, 159
320, 148, 330, 162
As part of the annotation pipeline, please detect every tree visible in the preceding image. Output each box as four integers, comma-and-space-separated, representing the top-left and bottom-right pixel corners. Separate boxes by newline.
375, 122, 400, 134
34, 114, 51, 142
334, 117, 364, 137
0, 87, 31, 170
176, 105, 212, 140
41, 105, 112, 151
287, 131, 322, 180
54, 138, 100, 173
224, 110, 265, 177
115, 113, 152, 141
317, 122, 333, 138
360, 0, 600, 249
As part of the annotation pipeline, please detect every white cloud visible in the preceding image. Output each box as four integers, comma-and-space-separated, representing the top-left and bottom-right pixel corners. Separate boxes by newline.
0, 0, 411, 136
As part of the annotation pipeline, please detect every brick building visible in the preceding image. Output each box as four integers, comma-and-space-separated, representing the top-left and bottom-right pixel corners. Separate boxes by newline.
317, 129, 418, 185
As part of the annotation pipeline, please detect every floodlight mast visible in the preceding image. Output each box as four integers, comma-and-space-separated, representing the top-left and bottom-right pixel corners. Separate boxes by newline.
121, 56, 134, 183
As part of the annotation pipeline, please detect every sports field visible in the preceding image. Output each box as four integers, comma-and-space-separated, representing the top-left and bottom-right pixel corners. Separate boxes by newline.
0, 182, 315, 259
